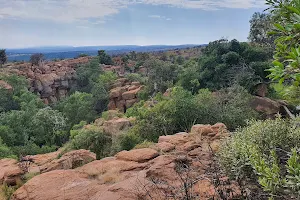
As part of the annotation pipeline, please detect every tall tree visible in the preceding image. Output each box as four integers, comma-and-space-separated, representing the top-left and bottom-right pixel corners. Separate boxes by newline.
248, 12, 275, 47
0, 49, 7, 67
98, 50, 113, 65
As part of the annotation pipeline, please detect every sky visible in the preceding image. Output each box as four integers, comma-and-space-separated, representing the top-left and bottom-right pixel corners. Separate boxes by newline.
0, 0, 267, 48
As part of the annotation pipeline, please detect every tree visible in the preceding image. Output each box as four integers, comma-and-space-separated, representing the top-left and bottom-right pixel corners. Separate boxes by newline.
30, 53, 44, 66
0, 49, 7, 66
55, 92, 98, 129
248, 12, 275, 47
144, 59, 179, 93
31, 107, 67, 146
98, 50, 113, 65
267, 0, 300, 87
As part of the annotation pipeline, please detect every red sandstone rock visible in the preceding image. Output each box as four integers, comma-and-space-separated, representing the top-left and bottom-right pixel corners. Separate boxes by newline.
154, 142, 175, 152
116, 148, 159, 163
191, 124, 214, 136
0, 159, 23, 186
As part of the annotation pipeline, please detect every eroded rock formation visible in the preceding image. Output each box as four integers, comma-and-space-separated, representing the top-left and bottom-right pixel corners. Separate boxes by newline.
6, 123, 240, 200
2, 57, 91, 104
108, 78, 143, 112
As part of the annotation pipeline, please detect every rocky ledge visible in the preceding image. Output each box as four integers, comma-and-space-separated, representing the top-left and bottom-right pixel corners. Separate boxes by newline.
0, 123, 241, 200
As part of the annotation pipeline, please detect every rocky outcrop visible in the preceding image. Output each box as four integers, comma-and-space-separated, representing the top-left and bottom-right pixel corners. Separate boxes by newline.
108, 78, 143, 112
18, 149, 96, 176
0, 159, 23, 186
11, 123, 241, 200
250, 96, 289, 118
3, 57, 90, 104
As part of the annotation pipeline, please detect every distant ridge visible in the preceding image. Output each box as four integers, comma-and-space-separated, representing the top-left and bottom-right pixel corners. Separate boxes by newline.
6, 44, 204, 62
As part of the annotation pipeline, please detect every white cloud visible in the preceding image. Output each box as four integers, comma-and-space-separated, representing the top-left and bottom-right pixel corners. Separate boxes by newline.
0, 0, 266, 23
149, 15, 171, 20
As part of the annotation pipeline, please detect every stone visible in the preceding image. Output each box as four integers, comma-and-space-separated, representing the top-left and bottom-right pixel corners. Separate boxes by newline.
40, 149, 96, 173
103, 118, 132, 135
125, 99, 137, 108
191, 124, 214, 136
131, 82, 140, 86
116, 148, 159, 163
154, 142, 175, 152
122, 87, 141, 100
116, 99, 126, 112
108, 100, 117, 110
250, 96, 281, 117
109, 87, 126, 99
128, 85, 139, 91
0, 159, 24, 186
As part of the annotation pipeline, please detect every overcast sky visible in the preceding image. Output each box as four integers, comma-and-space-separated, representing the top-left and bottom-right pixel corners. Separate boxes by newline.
0, 0, 267, 48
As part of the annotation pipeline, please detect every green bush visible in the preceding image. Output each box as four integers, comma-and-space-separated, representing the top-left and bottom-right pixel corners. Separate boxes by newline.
218, 117, 300, 199
127, 86, 257, 143
119, 131, 142, 151
66, 128, 112, 159
55, 92, 98, 129
0, 138, 16, 159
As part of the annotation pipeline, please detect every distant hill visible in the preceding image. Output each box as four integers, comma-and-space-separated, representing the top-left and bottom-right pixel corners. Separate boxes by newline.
6, 45, 203, 62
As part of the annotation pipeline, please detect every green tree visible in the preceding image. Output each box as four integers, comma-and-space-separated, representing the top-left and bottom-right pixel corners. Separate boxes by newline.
56, 92, 98, 129
267, 0, 300, 86
98, 50, 113, 65
248, 12, 275, 47
31, 107, 67, 146
144, 59, 178, 93
0, 49, 7, 66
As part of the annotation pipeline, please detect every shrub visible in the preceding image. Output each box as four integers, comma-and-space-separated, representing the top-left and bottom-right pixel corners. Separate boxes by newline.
30, 53, 44, 66
55, 92, 98, 129
67, 128, 112, 159
119, 131, 142, 151
127, 86, 258, 143
218, 117, 300, 199
0, 138, 16, 159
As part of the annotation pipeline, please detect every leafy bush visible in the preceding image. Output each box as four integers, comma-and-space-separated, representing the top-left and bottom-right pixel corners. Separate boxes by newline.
127, 86, 257, 142
66, 127, 112, 159
55, 92, 98, 129
0, 138, 16, 159
218, 117, 300, 199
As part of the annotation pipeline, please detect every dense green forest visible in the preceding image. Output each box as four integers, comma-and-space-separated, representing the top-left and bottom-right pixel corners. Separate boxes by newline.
1, 0, 300, 199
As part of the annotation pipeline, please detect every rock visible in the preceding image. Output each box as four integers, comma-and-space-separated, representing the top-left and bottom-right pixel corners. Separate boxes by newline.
40, 150, 96, 173
23, 151, 61, 166
108, 100, 117, 110
191, 124, 214, 136
109, 87, 126, 99
116, 148, 159, 163
131, 82, 140, 86
251, 96, 281, 117
158, 133, 189, 145
0, 80, 13, 91
128, 85, 139, 91
125, 99, 137, 108
11, 170, 101, 200
103, 118, 132, 135
122, 87, 141, 100
0, 159, 24, 186
154, 142, 175, 152
116, 99, 126, 112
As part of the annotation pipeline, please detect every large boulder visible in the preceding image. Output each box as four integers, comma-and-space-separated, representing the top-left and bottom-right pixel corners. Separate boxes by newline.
39, 150, 96, 173
116, 148, 159, 163
251, 96, 281, 117
122, 87, 141, 100
0, 159, 24, 186
103, 118, 132, 135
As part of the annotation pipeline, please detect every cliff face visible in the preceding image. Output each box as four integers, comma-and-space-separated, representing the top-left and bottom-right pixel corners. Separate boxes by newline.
2, 57, 91, 104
